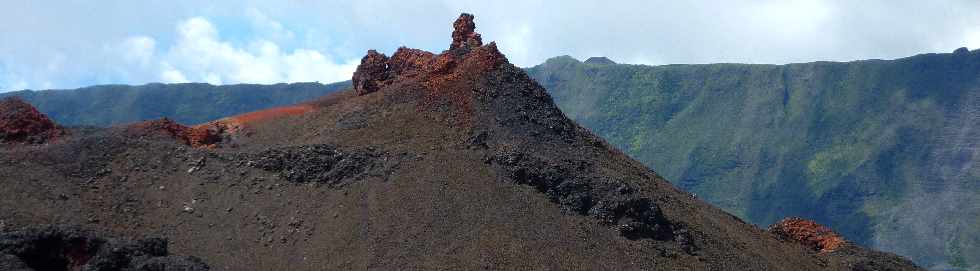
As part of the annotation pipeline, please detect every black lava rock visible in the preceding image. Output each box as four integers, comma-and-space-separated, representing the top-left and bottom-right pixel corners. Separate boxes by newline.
0, 226, 209, 271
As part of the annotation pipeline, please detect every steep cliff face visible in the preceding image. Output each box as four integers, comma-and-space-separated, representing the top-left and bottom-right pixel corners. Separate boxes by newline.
0, 14, 920, 270
527, 51, 980, 270
0, 82, 349, 127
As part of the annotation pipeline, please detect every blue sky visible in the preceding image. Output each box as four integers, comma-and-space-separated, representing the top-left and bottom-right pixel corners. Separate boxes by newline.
2, 0, 979, 91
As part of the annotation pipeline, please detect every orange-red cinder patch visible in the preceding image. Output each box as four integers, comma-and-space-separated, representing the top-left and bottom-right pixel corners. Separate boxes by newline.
768, 217, 847, 253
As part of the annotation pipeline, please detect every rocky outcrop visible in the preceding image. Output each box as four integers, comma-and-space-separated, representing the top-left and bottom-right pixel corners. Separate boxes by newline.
351, 13, 506, 97
450, 13, 482, 50
489, 149, 690, 245
243, 144, 399, 186
388, 47, 436, 77
768, 217, 846, 253
0, 97, 63, 144
0, 226, 209, 271
766, 218, 920, 270
125, 118, 223, 148
352, 50, 391, 95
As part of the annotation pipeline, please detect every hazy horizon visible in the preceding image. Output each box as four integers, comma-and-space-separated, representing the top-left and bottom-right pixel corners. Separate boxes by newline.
2, 0, 979, 91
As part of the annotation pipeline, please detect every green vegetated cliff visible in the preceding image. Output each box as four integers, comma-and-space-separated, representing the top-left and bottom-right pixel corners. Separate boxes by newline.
0, 81, 350, 126
528, 49, 980, 270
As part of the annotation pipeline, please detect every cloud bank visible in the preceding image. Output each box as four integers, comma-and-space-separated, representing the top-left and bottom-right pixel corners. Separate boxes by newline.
145, 17, 358, 85
105, 16, 358, 87
1, 0, 979, 91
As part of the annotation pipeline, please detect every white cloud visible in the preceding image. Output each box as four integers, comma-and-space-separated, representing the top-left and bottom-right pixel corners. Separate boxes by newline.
44, 53, 65, 74
5, 79, 28, 92
112, 16, 358, 86
162, 16, 356, 84
283, 49, 360, 83
966, 29, 980, 50
3, 72, 41, 91
160, 63, 189, 83
121, 36, 157, 67
498, 23, 533, 66
246, 8, 296, 45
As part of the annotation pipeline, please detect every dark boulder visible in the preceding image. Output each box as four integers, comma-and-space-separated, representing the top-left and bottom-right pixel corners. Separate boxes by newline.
352, 50, 391, 95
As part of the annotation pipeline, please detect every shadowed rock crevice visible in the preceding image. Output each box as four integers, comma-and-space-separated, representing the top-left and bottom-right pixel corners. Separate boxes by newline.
0, 226, 208, 271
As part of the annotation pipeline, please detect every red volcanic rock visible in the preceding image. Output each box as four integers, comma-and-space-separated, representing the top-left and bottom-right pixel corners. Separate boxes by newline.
388, 47, 437, 77
352, 50, 390, 95
126, 118, 222, 148
351, 13, 507, 97
458, 42, 507, 73
450, 13, 482, 50
348, 13, 511, 127
768, 217, 847, 253
203, 103, 315, 135
0, 97, 63, 144
187, 123, 225, 147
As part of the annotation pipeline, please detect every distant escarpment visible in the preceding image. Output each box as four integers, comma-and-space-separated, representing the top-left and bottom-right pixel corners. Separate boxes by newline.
529, 49, 980, 270
0, 81, 350, 127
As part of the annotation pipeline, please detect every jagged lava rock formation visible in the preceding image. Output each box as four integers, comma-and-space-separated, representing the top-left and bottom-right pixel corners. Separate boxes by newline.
0, 97, 64, 144
353, 13, 504, 104
0, 14, 920, 270
0, 226, 209, 271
